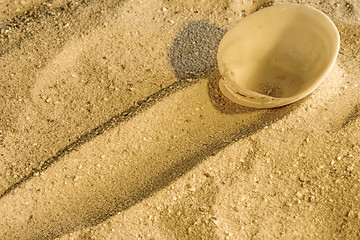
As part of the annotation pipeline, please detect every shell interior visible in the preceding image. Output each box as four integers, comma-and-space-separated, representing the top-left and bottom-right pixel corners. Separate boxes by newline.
217, 4, 340, 108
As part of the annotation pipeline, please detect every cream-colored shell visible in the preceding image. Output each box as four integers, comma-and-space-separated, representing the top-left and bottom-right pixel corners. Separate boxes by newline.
217, 4, 340, 108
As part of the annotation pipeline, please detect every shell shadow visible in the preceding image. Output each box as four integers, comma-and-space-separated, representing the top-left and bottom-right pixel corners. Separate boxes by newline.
169, 21, 226, 80
207, 69, 259, 114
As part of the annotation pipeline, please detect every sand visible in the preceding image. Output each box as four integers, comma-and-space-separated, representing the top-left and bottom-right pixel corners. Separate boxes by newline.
0, 0, 359, 239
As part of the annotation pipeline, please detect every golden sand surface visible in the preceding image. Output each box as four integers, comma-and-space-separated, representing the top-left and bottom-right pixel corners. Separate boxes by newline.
0, 0, 359, 239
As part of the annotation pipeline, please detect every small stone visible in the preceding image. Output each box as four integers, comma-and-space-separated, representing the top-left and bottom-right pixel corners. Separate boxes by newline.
185, 183, 195, 192
211, 219, 219, 226
199, 206, 207, 212
296, 191, 303, 198
204, 172, 211, 177
45, 98, 52, 103
320, 188, 325, 196
347, 210, 355, 218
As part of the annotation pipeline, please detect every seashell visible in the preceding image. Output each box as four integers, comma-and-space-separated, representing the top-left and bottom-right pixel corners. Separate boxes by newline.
217, 4, 340, 108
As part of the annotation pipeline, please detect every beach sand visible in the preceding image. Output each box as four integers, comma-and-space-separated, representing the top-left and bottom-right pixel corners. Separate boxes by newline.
0, 0, 359, 239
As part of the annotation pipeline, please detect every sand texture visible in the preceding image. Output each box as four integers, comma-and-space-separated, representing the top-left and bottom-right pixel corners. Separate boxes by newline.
0, 0, 360, 239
